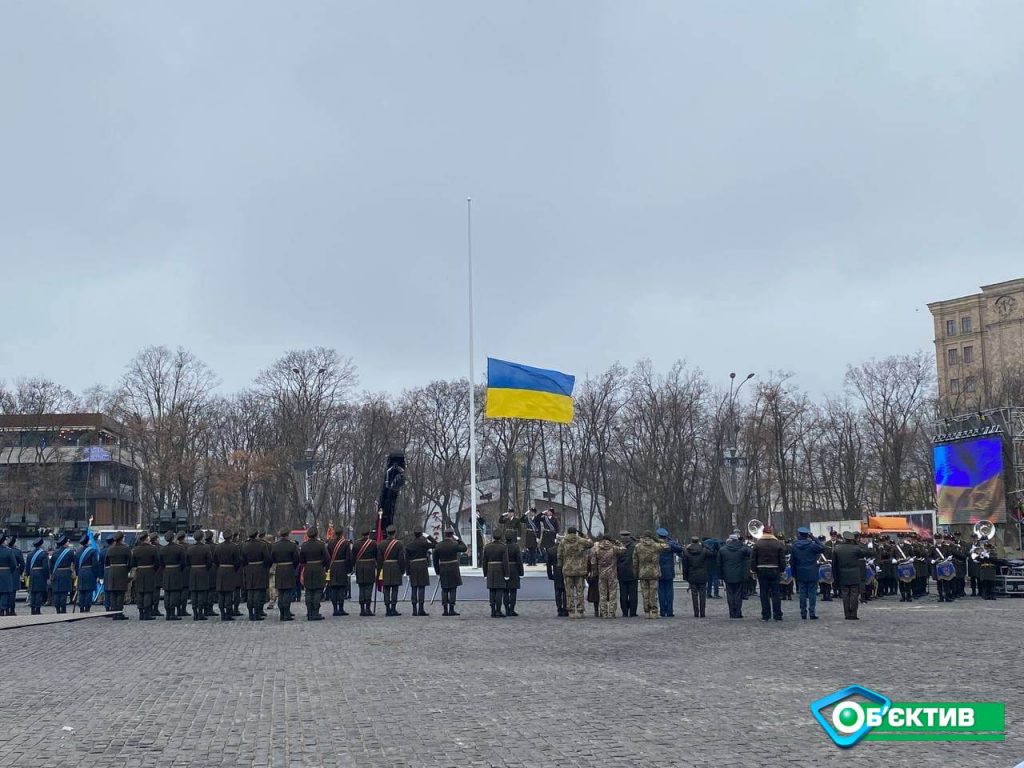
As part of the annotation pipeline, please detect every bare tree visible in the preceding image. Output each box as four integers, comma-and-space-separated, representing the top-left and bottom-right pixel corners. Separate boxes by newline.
845, 352, 935, 511
117, 346, 217, 527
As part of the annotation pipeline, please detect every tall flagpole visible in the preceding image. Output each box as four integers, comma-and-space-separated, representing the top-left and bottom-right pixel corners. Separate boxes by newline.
467, 197, 479, 569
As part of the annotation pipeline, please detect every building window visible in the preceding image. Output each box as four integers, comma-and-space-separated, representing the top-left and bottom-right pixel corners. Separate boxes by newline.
946, 319, 957, 336
98, 469, 110, 488
948, 348, 959, 365
963, 346, 974, 364
965, 376, 976, 394
961, 316, 972, 333
949, 378, 960, 395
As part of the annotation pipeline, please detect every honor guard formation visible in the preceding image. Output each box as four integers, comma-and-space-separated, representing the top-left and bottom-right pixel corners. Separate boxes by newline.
0, 514, 1010, 622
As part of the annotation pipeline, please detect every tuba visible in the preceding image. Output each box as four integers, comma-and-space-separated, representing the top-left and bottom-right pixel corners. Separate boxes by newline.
973, 520, 995, 541
747, 519, 764, 540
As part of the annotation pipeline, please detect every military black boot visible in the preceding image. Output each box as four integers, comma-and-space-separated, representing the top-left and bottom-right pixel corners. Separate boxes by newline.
338, 600, 348, 616
419, 601, 429, 616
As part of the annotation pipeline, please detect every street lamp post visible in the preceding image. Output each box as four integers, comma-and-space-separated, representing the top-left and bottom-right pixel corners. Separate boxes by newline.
720, 372, 755, 531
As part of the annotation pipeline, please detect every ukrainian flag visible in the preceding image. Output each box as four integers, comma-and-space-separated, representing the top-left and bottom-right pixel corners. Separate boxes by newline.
485, 358, 575, 424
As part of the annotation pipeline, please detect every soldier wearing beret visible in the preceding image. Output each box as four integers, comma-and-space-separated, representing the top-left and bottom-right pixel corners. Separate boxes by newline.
176, 532, 192, 617
214, 531, 242, 621
186, 530, 213, 621
241, 530, 271, 621
376, 525, 407, 617
202, 531, 218, 616
271, 529, 299, 620
545, 536, 567, 617
299, 527, 328, 620
326, 527, 353, 617
481, 529, 510, 618
353, 530, 378, 616
159, 531, 186, 620
405, 525, 436, 616
130, 532, 160, 620
104, 531, 132, 619
432, 529, 467, 616
26, 537, 49, 615
504, 530, 525, 617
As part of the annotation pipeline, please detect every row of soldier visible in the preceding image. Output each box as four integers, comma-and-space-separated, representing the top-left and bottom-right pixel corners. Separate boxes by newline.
0, 523, 1006, 622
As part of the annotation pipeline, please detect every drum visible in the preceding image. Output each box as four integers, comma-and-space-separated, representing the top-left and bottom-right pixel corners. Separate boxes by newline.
818, 563, 833, 584
897, 560, 915, 583
864, 564, 875, 585
935, 559, 956, 581
779, 565, 793, 586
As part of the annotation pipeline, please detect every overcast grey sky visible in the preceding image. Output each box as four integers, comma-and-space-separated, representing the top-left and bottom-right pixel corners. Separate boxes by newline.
2, 3, 1022, 398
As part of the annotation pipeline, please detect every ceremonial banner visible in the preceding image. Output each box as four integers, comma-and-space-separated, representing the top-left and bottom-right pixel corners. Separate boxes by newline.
484, 358, 575, 424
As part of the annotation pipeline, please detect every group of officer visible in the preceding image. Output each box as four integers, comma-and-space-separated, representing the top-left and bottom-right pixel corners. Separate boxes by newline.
0, 532, 100, 616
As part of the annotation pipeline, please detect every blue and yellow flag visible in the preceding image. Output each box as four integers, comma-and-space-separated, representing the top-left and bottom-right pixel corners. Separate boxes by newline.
485, 358, 575, 424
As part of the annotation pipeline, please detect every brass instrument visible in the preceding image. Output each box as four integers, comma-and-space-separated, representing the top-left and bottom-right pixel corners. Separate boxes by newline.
747, 519, 764, 540
970, 521, 995, 562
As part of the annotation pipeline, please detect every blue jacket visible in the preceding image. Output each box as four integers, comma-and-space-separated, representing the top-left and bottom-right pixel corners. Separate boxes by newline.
75, 545, 101, 592
657, 537, 683, 580
789, 537, 825, 583
50, 546, 75, 592
27, 547, 50, 593
0, 545, 18, 593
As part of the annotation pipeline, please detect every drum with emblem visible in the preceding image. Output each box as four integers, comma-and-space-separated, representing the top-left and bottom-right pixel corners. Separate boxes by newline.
897, 559, 915, 583
935, 558, 956, 581
818, 562, 833, 584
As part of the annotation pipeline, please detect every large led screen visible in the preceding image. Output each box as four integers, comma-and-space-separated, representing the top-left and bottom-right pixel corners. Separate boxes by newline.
934, 436, 1006, 525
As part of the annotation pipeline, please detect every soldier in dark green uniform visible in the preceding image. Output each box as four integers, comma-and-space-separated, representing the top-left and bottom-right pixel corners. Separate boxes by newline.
326, 528, 353, 617
481, 530, 510, 618
377, 525, 407, 616
256, 531, 272, 617
104, 531, 131, 619
230, 532, 244, 616
26, 537, 49, 615
299, 527, 328, 620
504, 530, 525, 617
176, 532, 191, 616
353, 530, 378, 616
271, 529, 299, 621
405, 526, 436, 616
214, 531, 242, 621
432, 529, 467, 616
546, 541, 567, 616
159, 530, 186, 620
186, 531, 212, 621
203, 531, 218, 616
130, 532, 160, 620
241, 530, 271, 621
833, 531, 871, 620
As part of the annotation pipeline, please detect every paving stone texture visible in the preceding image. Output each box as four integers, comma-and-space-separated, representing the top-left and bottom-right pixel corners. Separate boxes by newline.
0, 593, 1020, 767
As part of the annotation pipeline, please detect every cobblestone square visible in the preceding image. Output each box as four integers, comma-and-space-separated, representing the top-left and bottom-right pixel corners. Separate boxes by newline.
0, 593, 1020, 768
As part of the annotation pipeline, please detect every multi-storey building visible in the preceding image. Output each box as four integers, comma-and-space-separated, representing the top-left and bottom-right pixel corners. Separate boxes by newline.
927, 278, 1024, 413
0, 413, 139, 534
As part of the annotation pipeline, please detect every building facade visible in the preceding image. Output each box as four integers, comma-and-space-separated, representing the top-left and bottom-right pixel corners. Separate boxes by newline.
927, 278, 1024, 414
0, 413, 140, 535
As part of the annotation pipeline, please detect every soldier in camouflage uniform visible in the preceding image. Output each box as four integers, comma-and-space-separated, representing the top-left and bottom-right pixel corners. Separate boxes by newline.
589, 535, 626, 618
557, 526, 592, 618
632, 532, 667, 618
